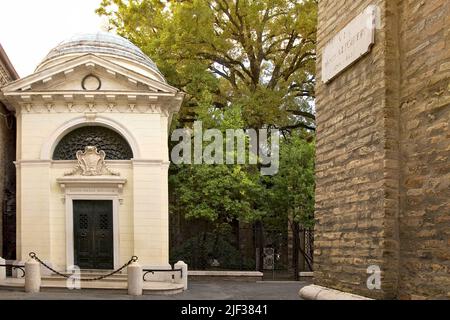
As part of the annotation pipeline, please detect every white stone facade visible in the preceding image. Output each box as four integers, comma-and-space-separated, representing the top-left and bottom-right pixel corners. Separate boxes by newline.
0, 33, 184, 271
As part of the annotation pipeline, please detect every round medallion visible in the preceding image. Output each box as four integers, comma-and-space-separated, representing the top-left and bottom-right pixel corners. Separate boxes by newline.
82, 74, 101, 90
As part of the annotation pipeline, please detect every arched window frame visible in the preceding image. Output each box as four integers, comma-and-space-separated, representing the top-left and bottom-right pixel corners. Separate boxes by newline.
52, 125, 134, 160
40, 116, 140, 161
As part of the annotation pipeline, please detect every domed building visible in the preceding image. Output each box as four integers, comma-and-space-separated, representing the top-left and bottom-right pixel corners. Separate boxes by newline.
0, 32, 184, 272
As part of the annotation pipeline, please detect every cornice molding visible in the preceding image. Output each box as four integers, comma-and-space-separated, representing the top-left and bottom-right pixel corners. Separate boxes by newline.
131, 159, 170, 167
1, 54, 178, 94
14, 160, 52, 168
1, 54, 185, 115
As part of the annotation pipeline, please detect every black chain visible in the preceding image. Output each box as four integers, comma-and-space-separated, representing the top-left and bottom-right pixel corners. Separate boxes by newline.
29, 252, 138, 282
143, 269, 183, 281
0, 265, 25, 278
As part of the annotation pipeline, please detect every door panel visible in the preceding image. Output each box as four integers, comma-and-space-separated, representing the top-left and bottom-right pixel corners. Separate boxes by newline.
93, 201, 114, 269
73, 200, 114, 270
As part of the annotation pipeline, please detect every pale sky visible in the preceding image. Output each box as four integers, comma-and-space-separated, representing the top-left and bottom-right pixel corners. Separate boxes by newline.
0, 0, 111, 77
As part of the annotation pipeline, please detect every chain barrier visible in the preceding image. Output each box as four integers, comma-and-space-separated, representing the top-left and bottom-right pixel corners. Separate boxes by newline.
29, 252, 138, 282
143, 268, 183, 281
0, 264, 25, 278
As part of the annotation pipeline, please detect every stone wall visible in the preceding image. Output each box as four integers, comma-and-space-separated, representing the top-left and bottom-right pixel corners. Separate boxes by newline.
315, 0, 449, 299
0, 103, 7, 256
397, 0, 450, 299
0, 101, 16, 258
0, 48, 17, 257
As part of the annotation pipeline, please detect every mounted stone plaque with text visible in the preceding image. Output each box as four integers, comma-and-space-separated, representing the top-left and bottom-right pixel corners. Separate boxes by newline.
322, 5, 377, 83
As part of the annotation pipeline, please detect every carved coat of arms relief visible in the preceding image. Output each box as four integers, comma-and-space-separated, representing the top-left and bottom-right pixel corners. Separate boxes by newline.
64, 146, 120, 176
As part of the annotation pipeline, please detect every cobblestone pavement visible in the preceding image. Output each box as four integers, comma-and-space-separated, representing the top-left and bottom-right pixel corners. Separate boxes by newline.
0, 280, 309, 300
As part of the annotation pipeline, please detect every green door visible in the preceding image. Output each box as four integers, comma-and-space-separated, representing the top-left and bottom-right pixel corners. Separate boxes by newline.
73, 200, 114, 270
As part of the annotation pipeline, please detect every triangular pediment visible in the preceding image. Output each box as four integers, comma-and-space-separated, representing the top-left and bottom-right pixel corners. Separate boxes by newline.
31, 67, 149, 92
1, 54, 179, 94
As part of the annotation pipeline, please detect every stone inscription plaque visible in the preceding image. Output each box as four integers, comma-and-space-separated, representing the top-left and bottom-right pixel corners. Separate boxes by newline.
322, 5, 377, 83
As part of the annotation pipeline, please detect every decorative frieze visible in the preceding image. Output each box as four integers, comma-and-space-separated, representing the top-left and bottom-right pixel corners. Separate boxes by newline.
19, 102, 165, 114
64, 186, 123, 195
87, 103, 96, 112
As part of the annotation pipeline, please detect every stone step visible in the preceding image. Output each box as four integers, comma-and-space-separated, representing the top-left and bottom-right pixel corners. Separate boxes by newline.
42, 276, 127, 282
0, 278, 184, 295
42, 273, 128, 281
41, 280, 184, 295
42, 272, 128, 283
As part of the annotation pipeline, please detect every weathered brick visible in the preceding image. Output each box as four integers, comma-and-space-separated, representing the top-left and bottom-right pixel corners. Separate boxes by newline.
315, 0, 449, 300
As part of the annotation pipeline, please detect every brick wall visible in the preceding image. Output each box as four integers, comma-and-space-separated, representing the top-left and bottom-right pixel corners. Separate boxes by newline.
315, 0, 449, 299
397, 0, 450, 299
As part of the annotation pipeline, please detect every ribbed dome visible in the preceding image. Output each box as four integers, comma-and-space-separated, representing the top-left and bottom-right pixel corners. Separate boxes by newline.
36, 32, 163, 80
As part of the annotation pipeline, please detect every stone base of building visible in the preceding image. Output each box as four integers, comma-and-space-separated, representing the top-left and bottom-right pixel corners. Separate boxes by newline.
299, 285, 372, 300
0, 259, 188, 295
188, 270, 263, 282
0, 277, 185, 295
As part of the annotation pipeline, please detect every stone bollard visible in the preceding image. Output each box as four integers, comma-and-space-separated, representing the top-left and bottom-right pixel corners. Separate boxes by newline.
25, 259, 41, 293
174, 261, 188, 290
127, 261, 143, 296
0, 257, 5, 282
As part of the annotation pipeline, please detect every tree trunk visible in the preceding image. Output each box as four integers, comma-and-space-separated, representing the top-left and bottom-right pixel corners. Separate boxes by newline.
292, 221, 300, 281
299, 228, 306, 272
255, 220, 264, 273
253, 130, 266, 273
200, 231, 208, 270
236, 220, 242, 270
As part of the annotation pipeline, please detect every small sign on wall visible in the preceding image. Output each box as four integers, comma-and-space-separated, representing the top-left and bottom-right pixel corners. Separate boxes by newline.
322, 5, 378, 83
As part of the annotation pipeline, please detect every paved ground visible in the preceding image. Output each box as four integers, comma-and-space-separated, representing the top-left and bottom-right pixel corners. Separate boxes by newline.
0, 280, 309, 300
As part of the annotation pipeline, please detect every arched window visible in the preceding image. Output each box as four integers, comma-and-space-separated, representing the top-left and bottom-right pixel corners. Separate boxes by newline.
53, 126, 134, 160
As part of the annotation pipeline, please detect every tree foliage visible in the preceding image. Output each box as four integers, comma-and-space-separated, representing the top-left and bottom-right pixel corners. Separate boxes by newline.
268, 132, 315, 227
169, 105, 266, 224
97, 0, 318, 269
97, 0, 317, 131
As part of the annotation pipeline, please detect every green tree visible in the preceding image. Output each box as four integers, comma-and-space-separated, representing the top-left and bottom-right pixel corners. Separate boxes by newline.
97, 0, 318, 272
268, 132, 315, 277
97, 0, 317, 131
168, 106, 266, 269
